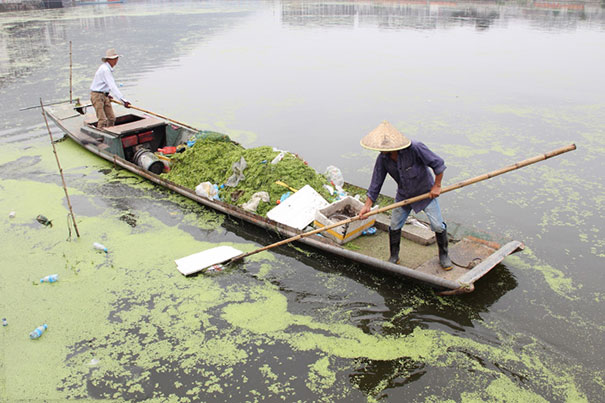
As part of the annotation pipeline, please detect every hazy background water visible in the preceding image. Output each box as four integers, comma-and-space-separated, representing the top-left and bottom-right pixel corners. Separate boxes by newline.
1, 0, 604, 401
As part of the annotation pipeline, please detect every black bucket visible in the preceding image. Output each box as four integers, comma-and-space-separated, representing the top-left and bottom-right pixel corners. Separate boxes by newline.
134, 149, 164, 175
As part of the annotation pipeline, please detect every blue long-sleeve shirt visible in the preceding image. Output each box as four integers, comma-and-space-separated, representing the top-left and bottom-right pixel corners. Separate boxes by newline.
366, 141, 446, 213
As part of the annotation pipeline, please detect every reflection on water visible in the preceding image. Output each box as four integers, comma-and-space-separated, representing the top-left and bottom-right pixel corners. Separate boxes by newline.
1, 1, 604, 88
280, 0, 604, 30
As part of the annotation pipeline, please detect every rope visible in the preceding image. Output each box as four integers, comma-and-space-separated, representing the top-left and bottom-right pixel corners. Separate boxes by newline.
436, 282, 475, 296
451, 257, 482, 270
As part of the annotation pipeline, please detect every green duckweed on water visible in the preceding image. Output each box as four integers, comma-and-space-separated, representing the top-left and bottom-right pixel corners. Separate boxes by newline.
163, 139, 337, 216
0, 135, 600, 402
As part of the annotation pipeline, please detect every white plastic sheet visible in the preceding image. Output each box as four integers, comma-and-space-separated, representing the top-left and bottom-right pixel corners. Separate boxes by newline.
175, 245, 243, 276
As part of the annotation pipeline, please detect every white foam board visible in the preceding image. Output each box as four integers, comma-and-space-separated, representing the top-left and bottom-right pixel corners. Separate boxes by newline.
175, 245, 242, 276
266, 185, 329, 230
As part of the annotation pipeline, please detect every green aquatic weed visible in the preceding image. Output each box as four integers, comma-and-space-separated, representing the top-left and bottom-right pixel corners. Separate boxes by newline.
163, 139, 336, 216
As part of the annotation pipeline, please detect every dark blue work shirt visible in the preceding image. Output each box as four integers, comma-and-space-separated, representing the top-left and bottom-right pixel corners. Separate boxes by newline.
366, 141, 446, 213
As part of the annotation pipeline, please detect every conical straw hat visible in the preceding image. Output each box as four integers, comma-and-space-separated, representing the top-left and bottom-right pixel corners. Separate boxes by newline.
360, 121, 411, 151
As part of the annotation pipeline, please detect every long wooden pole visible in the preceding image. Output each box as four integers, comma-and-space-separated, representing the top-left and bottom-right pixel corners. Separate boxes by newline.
69, 41, 73, 104
20, 99, 71, 111
40, 98, 80, 238
222, 144, 576, 267
110, 99, 199, 132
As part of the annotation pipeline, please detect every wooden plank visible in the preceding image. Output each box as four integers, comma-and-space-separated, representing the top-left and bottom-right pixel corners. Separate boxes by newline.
374, 214, 435, 245
104, 116, 165, 135
457, 241, 524, 284
402, 222, 435, 245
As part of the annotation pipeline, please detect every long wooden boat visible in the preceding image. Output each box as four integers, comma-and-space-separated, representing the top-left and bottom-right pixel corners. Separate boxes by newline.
44, 102, 524, 294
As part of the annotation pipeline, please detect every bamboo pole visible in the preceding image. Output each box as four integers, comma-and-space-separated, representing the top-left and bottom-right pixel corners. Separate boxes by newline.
110, 99, 200, 132
69, 41, 73, 104
20, 99, 70, 111
222, 144, 576, 267
40, 98, 80, 238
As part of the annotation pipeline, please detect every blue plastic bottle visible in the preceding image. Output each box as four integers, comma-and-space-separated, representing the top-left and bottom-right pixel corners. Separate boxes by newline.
280, 192, 291, 202
40, 274, 59, 283
362, 227, 377, 236
2, 318, 7, 326
30, 324, 48, 339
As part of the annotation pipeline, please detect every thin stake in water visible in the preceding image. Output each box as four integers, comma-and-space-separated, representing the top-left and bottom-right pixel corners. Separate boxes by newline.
40, 98, 80, 238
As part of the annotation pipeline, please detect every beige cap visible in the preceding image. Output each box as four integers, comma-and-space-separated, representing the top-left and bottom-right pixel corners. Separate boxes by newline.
102, 48, 120, 62
360, 120, 411, 151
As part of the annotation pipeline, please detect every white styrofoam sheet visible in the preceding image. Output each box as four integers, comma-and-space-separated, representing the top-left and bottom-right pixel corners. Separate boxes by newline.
175, 245, 242, 276
266, 185, 329, 230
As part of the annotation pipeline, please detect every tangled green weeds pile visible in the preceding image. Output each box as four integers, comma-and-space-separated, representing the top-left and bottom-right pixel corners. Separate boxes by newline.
163, 139, 338, 216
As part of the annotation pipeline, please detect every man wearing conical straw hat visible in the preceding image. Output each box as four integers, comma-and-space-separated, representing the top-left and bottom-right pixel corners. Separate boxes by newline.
358, 121, 452, 270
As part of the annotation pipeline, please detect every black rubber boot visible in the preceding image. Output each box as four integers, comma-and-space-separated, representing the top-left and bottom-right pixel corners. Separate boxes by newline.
388, 228, 401, 264
435, 230, 453, 271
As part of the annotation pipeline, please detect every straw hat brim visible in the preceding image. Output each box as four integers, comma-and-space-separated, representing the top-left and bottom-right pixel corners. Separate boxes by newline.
359, 141, 411, 152
360, 121, 411, 152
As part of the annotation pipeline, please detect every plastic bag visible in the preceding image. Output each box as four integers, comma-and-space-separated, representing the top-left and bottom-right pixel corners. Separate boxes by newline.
242, 191, 270, 212
225, 156, 247, 187
271, 151, 285, 165
195, 182, 220, 200
325, 165, 344, 188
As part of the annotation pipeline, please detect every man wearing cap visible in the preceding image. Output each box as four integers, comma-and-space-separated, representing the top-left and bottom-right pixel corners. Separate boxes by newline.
90, 48, 131, 128
358, 121, 452, 270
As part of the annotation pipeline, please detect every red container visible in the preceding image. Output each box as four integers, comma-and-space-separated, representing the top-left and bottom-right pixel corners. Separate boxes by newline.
121, 135, 138, 148
158, 146, 176, 154
137, 130, 154, 143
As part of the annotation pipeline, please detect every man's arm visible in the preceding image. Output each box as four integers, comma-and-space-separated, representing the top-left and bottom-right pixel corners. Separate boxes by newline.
359, 155, 387, 218
359, 197, 374, 219
430, 172, 443, 198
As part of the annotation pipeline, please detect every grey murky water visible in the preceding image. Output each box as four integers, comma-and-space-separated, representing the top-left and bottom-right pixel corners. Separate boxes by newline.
1, 1, 604, 401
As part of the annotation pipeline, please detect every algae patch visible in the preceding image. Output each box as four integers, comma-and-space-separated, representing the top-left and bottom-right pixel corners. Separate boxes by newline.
504, 247, 578, 299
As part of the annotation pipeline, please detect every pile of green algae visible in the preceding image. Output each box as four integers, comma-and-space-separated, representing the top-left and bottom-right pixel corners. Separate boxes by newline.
163, 139, 337, 216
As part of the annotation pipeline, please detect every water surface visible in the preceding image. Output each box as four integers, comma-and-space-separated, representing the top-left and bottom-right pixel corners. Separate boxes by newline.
1, 1, 604, 401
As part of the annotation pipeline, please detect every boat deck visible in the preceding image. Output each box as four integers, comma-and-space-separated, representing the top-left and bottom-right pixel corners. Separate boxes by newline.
346, 227, 503, 281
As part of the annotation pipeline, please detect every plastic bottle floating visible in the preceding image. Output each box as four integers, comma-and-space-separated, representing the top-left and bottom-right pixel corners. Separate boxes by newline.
40, 274, 59, 283
2, 318, 7, 327
36, 215, 53, 227
30, 324, 48, 340
8, 211, 16, 219
93, 242, 108, 253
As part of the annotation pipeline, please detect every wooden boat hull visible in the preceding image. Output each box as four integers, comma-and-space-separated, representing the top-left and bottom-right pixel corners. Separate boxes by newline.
44, 102, 524, 293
